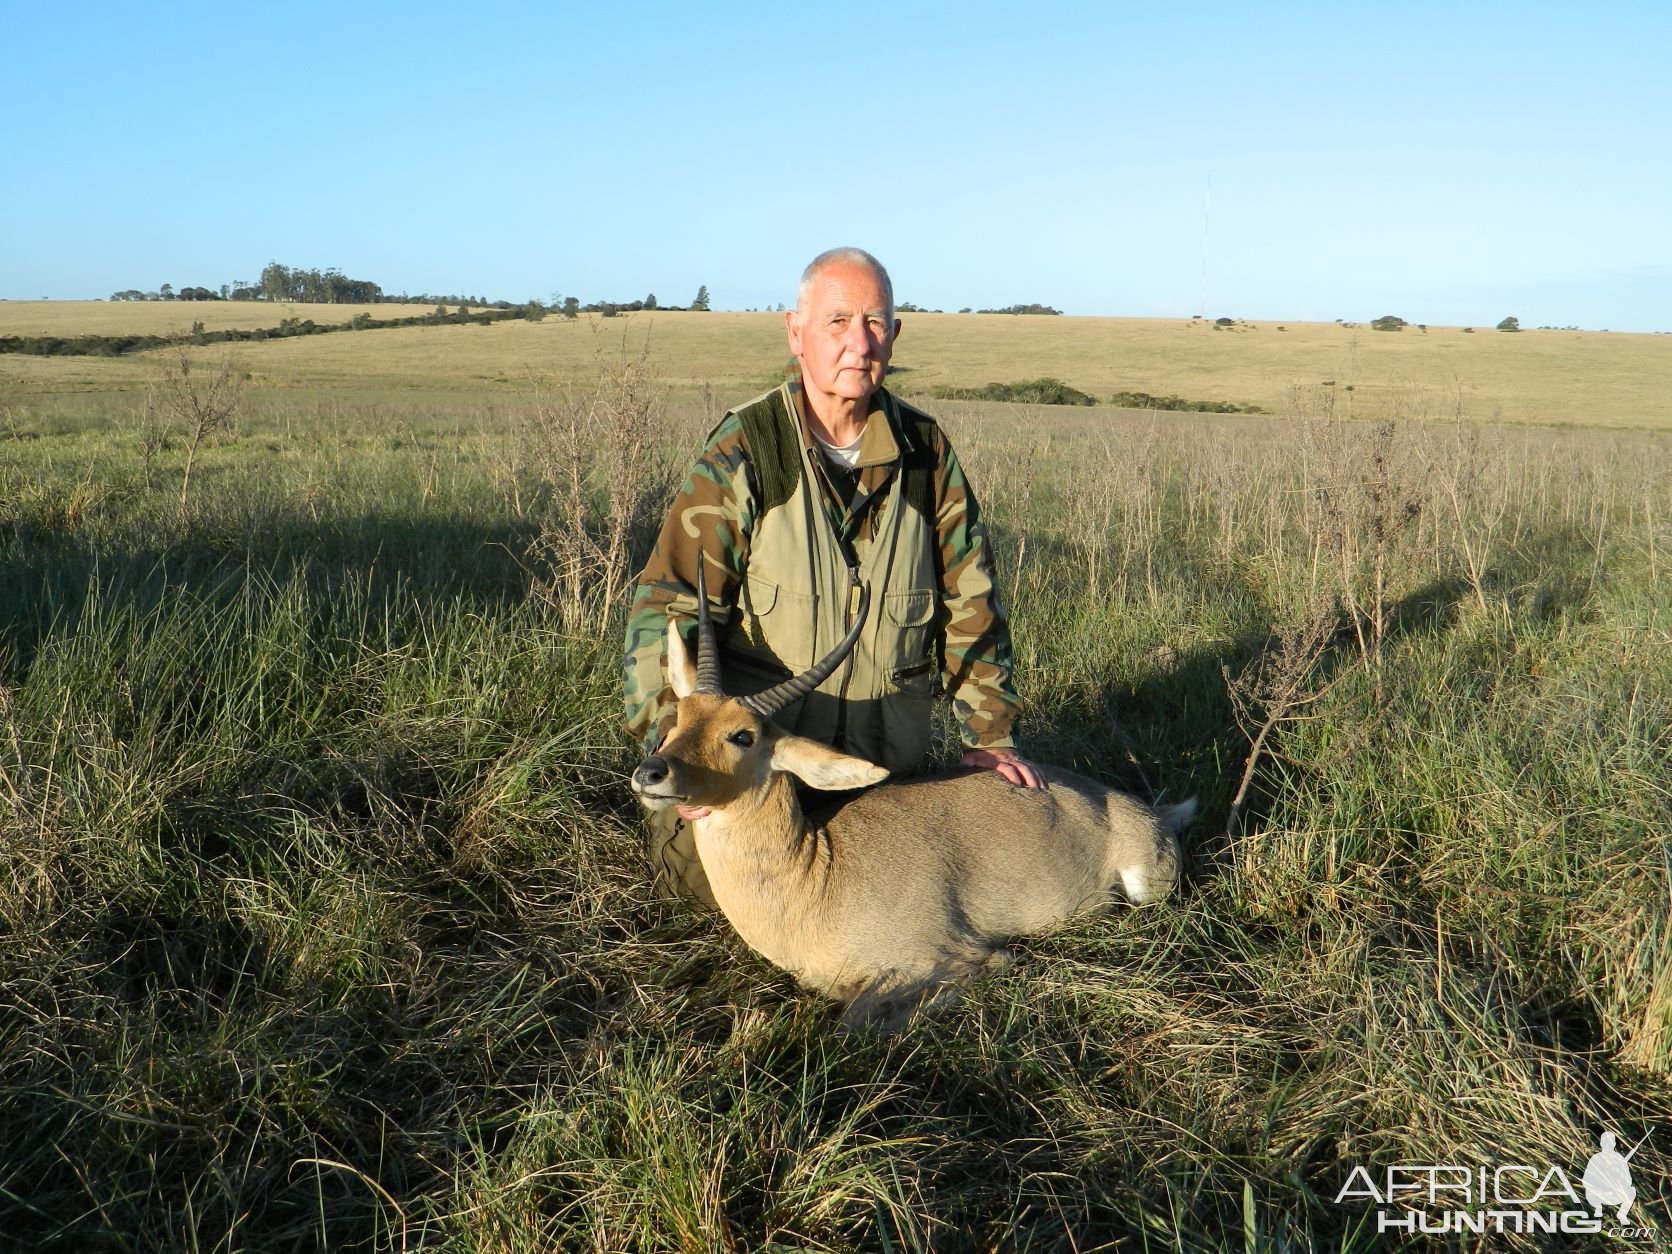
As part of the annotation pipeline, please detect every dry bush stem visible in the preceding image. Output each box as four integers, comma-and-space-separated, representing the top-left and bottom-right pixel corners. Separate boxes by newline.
1222, 601, 1341, 840
525, 344, 678, 632
149, 346, 243, 507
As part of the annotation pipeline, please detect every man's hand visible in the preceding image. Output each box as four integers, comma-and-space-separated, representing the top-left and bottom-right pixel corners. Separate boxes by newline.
961, 747, 1047, 790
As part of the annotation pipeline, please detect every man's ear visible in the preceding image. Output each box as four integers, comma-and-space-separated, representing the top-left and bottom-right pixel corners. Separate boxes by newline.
770, 735, 890, 791
666, 622, 698, 699
784, 307, 803, 357
890, 316, 902, 345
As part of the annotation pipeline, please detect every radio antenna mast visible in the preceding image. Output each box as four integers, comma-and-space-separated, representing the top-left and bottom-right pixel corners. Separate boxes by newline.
1199, 174, 1212, 319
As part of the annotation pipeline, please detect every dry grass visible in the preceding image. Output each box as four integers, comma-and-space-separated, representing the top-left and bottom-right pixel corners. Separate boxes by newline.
5, 304, 1672, 429
897, 313, 1672, 428
0, 299, 441, 335
2, 366, 1669, 1248
522, 349, 682, 632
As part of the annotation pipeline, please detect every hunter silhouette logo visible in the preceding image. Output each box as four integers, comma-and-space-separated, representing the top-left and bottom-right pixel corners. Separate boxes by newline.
1336, 1127, 1657, 1238
1584, 1129, 1646, 1222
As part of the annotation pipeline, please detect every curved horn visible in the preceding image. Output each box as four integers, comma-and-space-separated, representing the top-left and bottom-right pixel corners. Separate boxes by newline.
693, 560, 725, 696
740, 584, 871, 720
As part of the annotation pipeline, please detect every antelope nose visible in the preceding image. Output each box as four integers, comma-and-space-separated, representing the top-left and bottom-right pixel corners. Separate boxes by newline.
634, 756, 670, 789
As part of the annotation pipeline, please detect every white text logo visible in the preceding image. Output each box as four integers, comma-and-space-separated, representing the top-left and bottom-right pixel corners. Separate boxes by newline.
1335, 1130, 1655, 1239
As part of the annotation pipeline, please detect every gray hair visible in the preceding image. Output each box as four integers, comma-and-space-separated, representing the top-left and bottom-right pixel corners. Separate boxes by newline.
796, 247, 895, 325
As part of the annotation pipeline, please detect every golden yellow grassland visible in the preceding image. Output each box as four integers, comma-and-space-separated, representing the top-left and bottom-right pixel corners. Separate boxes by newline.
0, 300, 443, 335
3, 302, 1670, 428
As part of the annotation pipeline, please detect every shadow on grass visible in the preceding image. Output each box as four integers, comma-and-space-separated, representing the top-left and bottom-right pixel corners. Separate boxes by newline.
1020, 520, 1606, 885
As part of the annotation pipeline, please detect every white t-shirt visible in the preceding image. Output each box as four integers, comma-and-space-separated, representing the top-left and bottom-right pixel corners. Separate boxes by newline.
812, 429, 865, 471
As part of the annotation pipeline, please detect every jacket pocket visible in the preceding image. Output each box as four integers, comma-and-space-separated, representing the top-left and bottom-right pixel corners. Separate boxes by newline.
888, 658, 938, 696
876, 594, 938, 772
879, 667, 935, 772
738, 574, 812, 672
881, 588, 936, 675
884, 589, 934, 628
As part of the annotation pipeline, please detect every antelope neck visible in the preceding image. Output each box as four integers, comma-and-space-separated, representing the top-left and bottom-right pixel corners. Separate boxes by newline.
697, 769, 841, 895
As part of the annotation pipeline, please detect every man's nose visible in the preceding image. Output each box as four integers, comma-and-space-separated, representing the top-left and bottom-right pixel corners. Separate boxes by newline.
844, 318, 874, 356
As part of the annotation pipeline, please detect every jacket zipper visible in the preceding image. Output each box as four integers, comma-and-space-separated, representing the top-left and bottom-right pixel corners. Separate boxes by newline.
801, 405, 880, 754
832, 562, 860, 749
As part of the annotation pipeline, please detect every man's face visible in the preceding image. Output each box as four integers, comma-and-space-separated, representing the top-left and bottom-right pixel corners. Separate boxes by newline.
785, 262, 900, 412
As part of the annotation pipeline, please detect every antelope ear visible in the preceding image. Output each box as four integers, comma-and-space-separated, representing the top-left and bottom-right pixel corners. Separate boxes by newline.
666, 622, 698, 699
770, 735, 890, 791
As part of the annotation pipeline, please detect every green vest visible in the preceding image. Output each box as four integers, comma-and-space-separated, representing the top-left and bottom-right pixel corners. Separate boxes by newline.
718, 381, 941, 775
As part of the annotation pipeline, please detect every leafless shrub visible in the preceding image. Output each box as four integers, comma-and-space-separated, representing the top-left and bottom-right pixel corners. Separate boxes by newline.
525, 347, 680, 631
148, 346, 243, 507
1221, 597, 1344, 840
1295, 387, 1425, 702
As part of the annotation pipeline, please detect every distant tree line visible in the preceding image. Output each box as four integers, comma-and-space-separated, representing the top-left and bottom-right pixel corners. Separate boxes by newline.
107, 268, 716, 315
1362, 313, 1521, 333
112, 285, 231, 302
110, 267, 382, 304
586, 295, 660, 317
975, 303, 1063, 316
580, 285, 710, 316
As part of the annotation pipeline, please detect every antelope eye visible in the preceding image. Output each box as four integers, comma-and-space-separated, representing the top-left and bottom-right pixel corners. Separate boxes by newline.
727, 729, 755, 749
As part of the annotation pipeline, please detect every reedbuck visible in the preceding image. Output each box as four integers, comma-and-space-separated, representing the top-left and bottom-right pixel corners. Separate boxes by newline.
632, 565, 1193, 1025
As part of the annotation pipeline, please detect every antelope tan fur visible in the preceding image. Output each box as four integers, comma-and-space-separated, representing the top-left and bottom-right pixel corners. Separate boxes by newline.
631, 566, 1192, 1025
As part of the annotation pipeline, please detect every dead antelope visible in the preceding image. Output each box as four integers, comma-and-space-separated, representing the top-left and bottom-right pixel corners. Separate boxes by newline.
631, 565, 1193, 1025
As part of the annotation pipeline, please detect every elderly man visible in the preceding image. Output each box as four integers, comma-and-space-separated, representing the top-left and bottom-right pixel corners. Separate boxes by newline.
623, 247, 1042, 902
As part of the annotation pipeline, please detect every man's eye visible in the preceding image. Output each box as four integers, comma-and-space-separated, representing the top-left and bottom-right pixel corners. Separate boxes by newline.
727, 729, 755, 748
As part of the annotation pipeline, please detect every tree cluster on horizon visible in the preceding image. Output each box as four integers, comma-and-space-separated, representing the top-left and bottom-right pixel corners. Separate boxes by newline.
975, 302, 1063, 316
107, 266, 716, 315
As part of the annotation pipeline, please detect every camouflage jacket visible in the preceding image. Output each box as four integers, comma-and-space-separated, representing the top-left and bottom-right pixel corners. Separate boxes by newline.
622, 374, 1021, 771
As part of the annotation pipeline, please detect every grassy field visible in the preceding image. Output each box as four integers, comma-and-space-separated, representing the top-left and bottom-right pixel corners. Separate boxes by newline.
5, 302, 1672, 429
2, 316, 1670, 1249
0, 300, 445, 336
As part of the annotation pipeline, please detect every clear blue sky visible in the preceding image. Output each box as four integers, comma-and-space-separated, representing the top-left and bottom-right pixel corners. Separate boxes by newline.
5, 1, 1669, 330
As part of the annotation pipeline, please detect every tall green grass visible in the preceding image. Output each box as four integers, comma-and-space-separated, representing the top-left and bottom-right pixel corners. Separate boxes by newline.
2, 380, 1669, 1249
